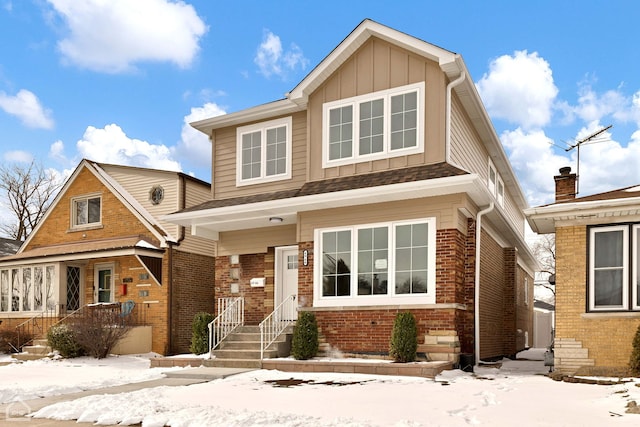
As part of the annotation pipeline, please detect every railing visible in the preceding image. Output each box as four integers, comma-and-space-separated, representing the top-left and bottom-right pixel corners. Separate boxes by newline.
12, 305, 63, 352
208, 297, 244, 357
259, 294, 297, 360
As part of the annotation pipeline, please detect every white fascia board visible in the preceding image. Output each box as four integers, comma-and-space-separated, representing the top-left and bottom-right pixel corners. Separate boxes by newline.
0, 247, 163, 267
525, 196, 640, 234
164, 174, 488, 232
190, 99, 302, 135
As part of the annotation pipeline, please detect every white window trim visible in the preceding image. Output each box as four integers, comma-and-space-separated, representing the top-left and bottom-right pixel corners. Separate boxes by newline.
322, 82, 425, 168
236, 116, 292, 186
589, 225, 629, 311
70, 193, 102, 230
94, 263, 115, 303
313, 217, 436, 308
487, 158, 505, 207
633, 225, 640, 310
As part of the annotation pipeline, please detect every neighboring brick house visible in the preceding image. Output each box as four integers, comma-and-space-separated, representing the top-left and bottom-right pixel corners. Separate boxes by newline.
166, 20, 537, 362
527, 167, 640, 374
0, 160, 215, 355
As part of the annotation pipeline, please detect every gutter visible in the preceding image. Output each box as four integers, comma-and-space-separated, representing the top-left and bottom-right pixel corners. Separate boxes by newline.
445, 72, 466, 165
474, 202, 494, 366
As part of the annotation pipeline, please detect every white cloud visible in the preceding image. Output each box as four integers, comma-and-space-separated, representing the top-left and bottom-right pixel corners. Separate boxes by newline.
47, 0, 207, 73
0, 89, 54, 129
477, 51, 557, 130
3, 150, 33, 163
254, 30, 308, 79
174, 102, 226, 169
76, 124, 182, 171
500, 128, 571, 206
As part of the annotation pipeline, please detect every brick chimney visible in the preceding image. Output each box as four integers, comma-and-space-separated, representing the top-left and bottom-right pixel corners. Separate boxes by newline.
554, 166, 577, 202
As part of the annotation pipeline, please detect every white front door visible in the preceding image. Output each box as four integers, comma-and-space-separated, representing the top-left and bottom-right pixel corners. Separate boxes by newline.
276, 246, 298, 319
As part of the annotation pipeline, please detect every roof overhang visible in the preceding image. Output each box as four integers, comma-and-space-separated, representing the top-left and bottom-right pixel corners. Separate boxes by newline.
0, 238, 164, 267
525, 197, 640, 234
164, 174, 489, 240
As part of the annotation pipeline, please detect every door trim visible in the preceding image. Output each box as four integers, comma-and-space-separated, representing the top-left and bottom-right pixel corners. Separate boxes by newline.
94, 262, 115, 303
274, 245, 298, 309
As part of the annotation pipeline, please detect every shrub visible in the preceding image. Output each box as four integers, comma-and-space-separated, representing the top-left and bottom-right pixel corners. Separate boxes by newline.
389, 312, 418, 363
69, 305, 132, 359
630, 323, 640, 376
190, 312, 215, 355
47, 324, 84, 358
291, 312, 319, 360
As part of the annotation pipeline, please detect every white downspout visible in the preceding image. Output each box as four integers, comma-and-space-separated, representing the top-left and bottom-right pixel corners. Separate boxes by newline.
445, 71, 466, 164
474, 202, 494, 367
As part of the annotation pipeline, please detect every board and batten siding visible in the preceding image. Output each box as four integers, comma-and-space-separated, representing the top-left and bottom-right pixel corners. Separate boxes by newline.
211, 111, 307, 200
306, 37, 447, 182
449, 96, 525, 236
298, 194, 471, 243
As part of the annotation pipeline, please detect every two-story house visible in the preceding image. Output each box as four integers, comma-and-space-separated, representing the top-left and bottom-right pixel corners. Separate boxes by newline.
0, 159, 215, 355
165, 19, 537, 363
526, 167, 640, 374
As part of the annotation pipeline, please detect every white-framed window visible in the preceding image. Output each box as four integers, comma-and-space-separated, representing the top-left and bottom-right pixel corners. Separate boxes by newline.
236, 116, 292, 186
487, 158, 505, 207
71, 194, 101, 229
322, 82, 425, 167
314, 218, 436, 307
0, 265, 56, 313
587, 224, 640, 311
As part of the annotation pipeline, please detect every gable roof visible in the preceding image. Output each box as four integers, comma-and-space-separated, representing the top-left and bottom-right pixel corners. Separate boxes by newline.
190, 19, 528, 213
19, 159, 182, 254
525, 184, 640, 233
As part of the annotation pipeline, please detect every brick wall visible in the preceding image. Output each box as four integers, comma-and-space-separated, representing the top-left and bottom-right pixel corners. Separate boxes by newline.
555, 225, 640, 373
170, 249, 215, 354
214, 250, 274, 324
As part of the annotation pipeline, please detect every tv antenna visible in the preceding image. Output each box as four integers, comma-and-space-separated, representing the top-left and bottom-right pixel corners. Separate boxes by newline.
564, 124, 612, 196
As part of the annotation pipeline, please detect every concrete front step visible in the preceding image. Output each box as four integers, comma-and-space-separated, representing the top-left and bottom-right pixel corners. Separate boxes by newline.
203, 358, 263, 369
211, 348, 278, 360
21, 344, 52, 355
12, 353, 51, 361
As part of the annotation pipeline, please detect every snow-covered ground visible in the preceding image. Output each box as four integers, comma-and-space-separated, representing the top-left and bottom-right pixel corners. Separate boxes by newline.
1, 349, 640, 426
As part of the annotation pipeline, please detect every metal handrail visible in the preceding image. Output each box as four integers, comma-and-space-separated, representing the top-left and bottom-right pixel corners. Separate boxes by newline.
208, 297, 244, 357
259, 294, 296, 360
13, 304, 62, 352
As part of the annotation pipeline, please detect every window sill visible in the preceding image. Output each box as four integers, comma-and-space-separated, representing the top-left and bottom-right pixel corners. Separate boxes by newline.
67, 224, 104, 233
581, 312, 640, 319
302, 303, 467, 312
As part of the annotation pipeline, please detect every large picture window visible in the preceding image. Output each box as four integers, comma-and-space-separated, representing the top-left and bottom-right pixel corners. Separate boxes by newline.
0, 265, 56, 313
588, 224, 640, 311
316, 218, 436, 307
322, 82, 424, 167
72, 194, 101, 228
236, 116, 292, 186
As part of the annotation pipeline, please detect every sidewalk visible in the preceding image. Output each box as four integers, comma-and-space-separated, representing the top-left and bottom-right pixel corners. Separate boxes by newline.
0, 367, 253, 426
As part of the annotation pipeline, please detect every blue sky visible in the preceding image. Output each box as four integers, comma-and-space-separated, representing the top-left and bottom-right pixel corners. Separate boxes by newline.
1, 0, 640, 234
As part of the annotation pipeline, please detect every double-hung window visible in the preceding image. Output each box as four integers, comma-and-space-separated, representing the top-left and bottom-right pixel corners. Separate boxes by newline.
71, 194, 101, 228
323, 82, 424, 167
588, 224, 640, 311
236, 116, 292, 186
315, 218, 435, 307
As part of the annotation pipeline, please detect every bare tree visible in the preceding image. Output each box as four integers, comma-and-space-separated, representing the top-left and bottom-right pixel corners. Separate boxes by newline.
0, 161, 62, 241
532, 234, 556, 295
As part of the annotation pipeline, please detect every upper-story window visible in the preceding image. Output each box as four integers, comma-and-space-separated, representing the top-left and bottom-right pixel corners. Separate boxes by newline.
588, 224, 640, 312
71, 194, 101, 229
236, 116, 292, 186
487, 158, 504, 207
322, 82, 425, 167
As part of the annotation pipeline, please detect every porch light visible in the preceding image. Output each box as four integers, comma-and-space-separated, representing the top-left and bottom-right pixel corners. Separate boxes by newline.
269, 217, 283, 223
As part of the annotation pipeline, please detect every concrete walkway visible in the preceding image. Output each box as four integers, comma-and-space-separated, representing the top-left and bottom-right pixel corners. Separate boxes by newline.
0, 367, 253, 426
